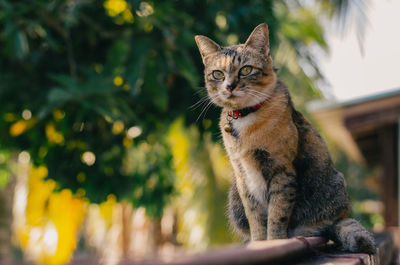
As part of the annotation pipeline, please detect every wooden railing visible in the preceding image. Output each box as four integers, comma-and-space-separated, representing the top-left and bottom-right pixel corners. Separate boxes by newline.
117, 231, 396, 265
65, 231, 396, 265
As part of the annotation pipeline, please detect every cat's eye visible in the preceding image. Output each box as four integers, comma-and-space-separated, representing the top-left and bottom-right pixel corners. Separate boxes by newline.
212, 70, 224, 80
239, 66, 253, 76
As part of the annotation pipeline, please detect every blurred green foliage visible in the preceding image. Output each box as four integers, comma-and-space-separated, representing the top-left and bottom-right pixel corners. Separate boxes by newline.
0, 0, 371, 224
334, 151, 382, 229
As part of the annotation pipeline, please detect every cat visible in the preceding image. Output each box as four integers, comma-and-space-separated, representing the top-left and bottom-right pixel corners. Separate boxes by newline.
194, 23, 375, 254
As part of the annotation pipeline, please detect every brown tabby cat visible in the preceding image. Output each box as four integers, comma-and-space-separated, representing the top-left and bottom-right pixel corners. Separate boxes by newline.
195, 23, 375, 253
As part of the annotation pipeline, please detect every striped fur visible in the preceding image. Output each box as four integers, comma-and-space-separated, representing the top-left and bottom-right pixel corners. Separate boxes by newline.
195, 24, 375, 253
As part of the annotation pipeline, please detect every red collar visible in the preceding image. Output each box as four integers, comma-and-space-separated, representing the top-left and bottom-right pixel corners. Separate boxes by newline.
227, 101, 265, 119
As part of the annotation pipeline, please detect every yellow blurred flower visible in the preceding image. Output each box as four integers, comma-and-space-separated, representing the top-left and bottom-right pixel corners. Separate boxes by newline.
123, 136, 133, 147
104, 0, 128, 16
167, 119, 193, 194
104, 0, 134, 24
45, 123, 64, 145
16, 227, 30, 249
122, 9, 134, 23
17, 166, 87, 265
53, 110, 65, 121
43, 190, 86, 265
10, 119, 36, 136
113, 76, 124, 86
112, 120, 125, 134
26, 166, 54, 226
99, 194, 117, 228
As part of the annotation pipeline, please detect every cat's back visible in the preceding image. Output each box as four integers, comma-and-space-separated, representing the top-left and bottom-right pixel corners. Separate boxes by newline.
289, 105, 351, 226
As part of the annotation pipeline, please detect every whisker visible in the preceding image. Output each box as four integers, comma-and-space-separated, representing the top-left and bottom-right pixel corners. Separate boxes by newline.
246, 88, 272, 98
201, 101, 215, 121
239, 89, 262, 99
246, 91, 264, 103
190, 95, 211, 110
196, 99, 215, 123
246, 89, 273, 102
192, 87, 208, 97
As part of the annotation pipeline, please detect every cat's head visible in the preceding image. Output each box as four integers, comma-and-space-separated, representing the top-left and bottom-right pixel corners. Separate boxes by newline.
195, 23, 277, 109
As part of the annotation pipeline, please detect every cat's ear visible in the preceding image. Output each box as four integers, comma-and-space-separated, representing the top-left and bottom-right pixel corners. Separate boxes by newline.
195, 35, 221, 62
244, 23, 270, 56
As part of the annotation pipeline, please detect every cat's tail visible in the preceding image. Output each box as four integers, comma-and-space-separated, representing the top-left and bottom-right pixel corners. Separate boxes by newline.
329, 218, 376, 254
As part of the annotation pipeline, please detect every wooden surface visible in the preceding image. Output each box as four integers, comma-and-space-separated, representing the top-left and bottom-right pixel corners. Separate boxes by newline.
119, 237, 328, 265
117, 232, 395, 265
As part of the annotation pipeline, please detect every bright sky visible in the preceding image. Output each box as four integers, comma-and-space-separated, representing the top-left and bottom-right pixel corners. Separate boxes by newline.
320, 0, 400, 102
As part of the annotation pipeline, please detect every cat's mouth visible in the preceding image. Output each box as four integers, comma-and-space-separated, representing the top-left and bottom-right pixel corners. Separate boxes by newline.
221, 91, 240, 99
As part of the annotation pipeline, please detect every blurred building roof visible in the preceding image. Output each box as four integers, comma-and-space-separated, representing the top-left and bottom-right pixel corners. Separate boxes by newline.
308, 87, 400, 164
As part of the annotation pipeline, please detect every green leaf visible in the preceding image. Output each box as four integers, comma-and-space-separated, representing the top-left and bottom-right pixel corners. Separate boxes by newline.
48, 74, 79, 92
107, 39, 130, 67
48, 87, 73, 103
0, 169, 10, 189
14, 31, 29, 59
127, 38, 149, 95
174, 50, 199, 89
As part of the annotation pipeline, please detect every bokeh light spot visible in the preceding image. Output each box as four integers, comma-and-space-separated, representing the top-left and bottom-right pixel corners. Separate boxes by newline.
81, 152, 96, 166
136, 2, 154, 17
127, 126, 142, 138
215, 13, 227, 30
22, 109, 32, 120
42, 223, 58, 255
227, 34, 239, 45
18, 151, 30, 164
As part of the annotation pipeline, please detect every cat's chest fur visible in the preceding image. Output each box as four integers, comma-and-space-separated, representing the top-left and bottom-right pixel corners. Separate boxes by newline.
220, 105, 298, 203
220, 111, 259, 157
231, 113, 258, 136
221, 111, 270, 203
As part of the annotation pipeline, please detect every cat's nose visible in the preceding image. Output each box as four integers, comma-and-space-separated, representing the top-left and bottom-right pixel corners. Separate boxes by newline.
226, 83, 236, 92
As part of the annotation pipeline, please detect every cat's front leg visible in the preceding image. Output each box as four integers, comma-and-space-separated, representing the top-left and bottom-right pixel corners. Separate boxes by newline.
266, 170, 297, 240
235, 175, 268, 241
233, 155, 270, 241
